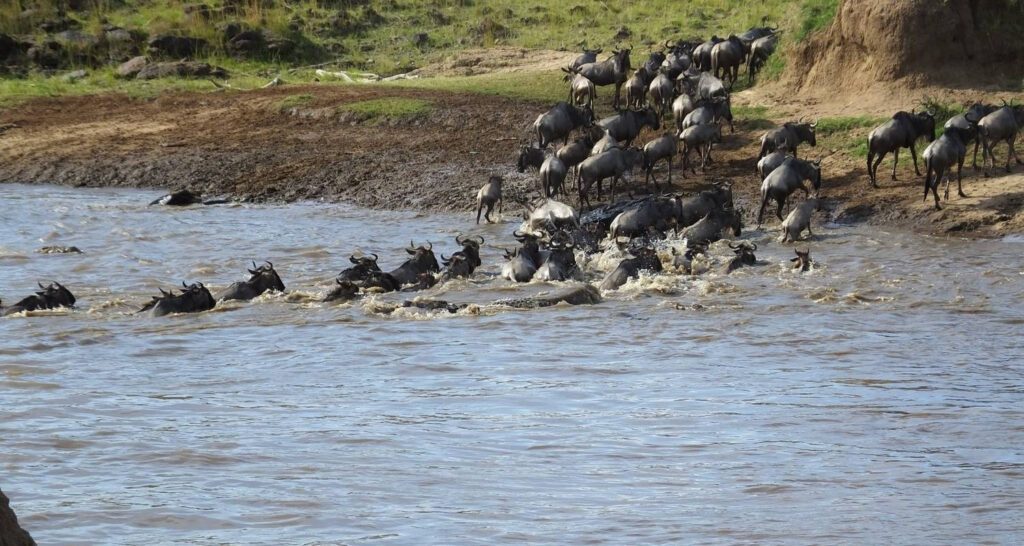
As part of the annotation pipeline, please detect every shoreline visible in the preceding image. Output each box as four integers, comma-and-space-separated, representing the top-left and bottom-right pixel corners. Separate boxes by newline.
2, 83, 1023, 237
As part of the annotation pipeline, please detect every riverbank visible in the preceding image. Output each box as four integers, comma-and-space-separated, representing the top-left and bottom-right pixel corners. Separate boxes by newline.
2, 79, 1023, 237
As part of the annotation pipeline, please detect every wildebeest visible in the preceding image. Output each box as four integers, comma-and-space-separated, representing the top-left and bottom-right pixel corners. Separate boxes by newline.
757, 150, 793, 181
599, 246, 663, 290
571, 48, 632, 110
439, 253, 473, 282
944, 102, 998, 169
476, 175, 503, 224
323, 279, 360, 302
640, 50, 667, 75
562, 68, 596, 109
557, 134, 597, 188
747, 33, 779, 85
540, 155, 569, 198
501, 230, 543, 282
648, 71, 675, 120
696, 72, 728, 104
642, 133, 679, 191
759, 120, 817, 158
678, 123, 723, 175
139, 282, 215, 317
922, 125, 974, 209
677, 183, 735, 229
533, 238, 579, 282
662, 41, 693, 79
570, 47, 602, 71
526, 198, 579, 231
516, 145, 546, 173
737, 25, 778, 48
723, 241, 757, 274
672, 94, 697, 133
577, 146, 644, 208
362, 269, 402, 292
609, 195, 682, 239
978, 103, 1024, 176
216, 261, 285, 301
791, 249, 812, 272
693, 36, 723, 72
1, 281, 76, 316
866, 110, 936, 187
710, 35, 746, 88
671, 241, 708, 274
780, 198, 818, 242
757, 157, 822, 225
388, 241, 440, 286
453, 234, 483, 270
680, 207, 742, 246
149, 189, 228, 206
597, 107, 660, 146
681, 99, 733, 133
624, 67, 654, 110
338, 253, 381, 282
590, 130, 620, 156
533, 102, 594, 148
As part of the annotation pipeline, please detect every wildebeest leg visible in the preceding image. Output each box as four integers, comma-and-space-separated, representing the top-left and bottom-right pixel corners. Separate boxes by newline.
943, 167, 951, 201
776, 198, 785, 221
484, 201, 495, 223
666, 158, 672, 188
806, 223, 814, 238
956, 158, 966, 198
909, 144, 922, 176
983, 138, 995, 177
923, 165, 933, 202
933, 167, 943, 209
757, 194, 769, 227
476, 203, 484, 224
972, 138, 981, 169
871, 151, 889, 185
1013, 135, 1023, 166
891, 148, 900, 180
497, 197, 503, 217
867, 150, 878, 187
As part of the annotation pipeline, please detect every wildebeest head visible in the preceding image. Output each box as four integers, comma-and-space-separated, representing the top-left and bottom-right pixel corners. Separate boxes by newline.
362, 270, 401, 292
12, 281, 77, 311
898, 109, 937, 143
723, 207, 743, 237
338, 253, 381, 282
440, 252, 474, 281
324, 278, 360, 302
455, 234, 484, 268
611, 47, 632, 72
791, 248, 811, 272
517, 145, 545, 173
405, 241, 440, 273
513, 230, 543, 264
245, 261, 286, 293
809, 159, 823, 192
643, 50, 666, 74
795, 119, 818, 146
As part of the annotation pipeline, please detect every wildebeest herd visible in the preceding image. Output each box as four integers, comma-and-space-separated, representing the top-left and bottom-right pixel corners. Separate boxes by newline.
4, 25, 1023, 318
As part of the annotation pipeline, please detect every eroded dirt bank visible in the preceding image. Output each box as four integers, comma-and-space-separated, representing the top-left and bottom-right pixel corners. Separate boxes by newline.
1, 83, 1023, 236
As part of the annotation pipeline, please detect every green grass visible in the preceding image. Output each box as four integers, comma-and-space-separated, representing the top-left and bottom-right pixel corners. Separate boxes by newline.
795, 0, 840, 41
814, 115, 888, 135
276, 93, 314, 111
389, 71, 565, 103
813, 115, 887, 158
336, 97, 433, 120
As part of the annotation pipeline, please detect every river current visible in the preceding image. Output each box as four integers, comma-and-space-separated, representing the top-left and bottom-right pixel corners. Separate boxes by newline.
1, 183, 1023, 544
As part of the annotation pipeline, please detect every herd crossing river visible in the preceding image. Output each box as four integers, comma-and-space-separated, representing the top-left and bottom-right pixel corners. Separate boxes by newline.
2, 183, 1024, 544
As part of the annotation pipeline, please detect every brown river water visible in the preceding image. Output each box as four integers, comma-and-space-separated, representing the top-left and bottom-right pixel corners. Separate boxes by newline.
2, 184, 1023, 544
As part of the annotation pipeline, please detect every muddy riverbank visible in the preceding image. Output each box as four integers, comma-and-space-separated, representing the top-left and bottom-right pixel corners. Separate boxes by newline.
1, 83, 1023, 236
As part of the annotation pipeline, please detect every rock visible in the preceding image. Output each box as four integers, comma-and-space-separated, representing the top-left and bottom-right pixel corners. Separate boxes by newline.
0, 33, 23, 62
136, 61, 227, 80
226, 29, 264, 55
0, 489, 36, 546
147, 34, 207, 58
62, 69, 87, 82
116, 56, 148, 78
37, 246, 83, 254
412, 32, 429, 47
103, 26, 145, 62
614, 26, 631, 40
26, 40, 63, 69
182, 3, 211, 21
39, 17, 78, 33
219, 21, 243, 41
264, 33, 295, 56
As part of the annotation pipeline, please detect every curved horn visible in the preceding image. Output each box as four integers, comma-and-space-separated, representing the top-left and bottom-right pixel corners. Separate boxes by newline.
38, 281, 46, 290
750, 242, 758, 251
440, 253, 449, 262
728, 242, 740, 249
350, 254, 360, 264
369, 253, 378, 262
513, 230, 526, 239
182, 281, 188, 289
810, 118, 818, 128
472, 235, 485, 245
252, 260, 258, 270
408, 240, 416, 250
426, 241, 432, 251
456, 234, 467, 246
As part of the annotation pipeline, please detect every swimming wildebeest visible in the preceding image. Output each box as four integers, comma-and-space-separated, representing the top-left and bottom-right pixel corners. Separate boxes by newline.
533, 102, 595, 149
139, 282, 216, 317
388, 241, 441, 286
476, 175, 503, 224
149, 189, 229, 206
216, 261, 285, 301
759, 120, 817, 159
791, 249, 812, 272
501, 230, 543, 282
1, 281, 76, 316
866, 110, 936, 187
679, 207, 742, 246
599, 246, 663, 291
323, 279, 360, 302
337, 253, 381, 283
534, 235, 580, 282
723, 241, 757, 274
609, 195, 682, 239
757, 157, 822, 225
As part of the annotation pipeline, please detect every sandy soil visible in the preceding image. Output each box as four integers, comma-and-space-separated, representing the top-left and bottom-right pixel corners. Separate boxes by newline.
1, 79, 1023, 237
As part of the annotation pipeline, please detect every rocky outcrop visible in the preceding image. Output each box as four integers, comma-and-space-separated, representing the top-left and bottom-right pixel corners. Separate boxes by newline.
0, 489, 36, 546
147, 34, 207, 58
136, 61, 227, 80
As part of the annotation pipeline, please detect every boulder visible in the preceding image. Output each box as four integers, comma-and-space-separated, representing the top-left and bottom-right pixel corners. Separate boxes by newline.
226, 29, 264, 55
26, 40, 63, 69
62, 69, 87, 82
147, 34, 207, 58
103, 26, 145, 62
0, 33, 22, 62
39, 17, 78, 33
135, 61, 227, 80
116, 55, 148, 78
0, 489, 36, 546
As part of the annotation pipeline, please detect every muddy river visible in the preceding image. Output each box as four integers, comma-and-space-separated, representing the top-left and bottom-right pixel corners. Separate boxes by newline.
2, 184, 1023, 544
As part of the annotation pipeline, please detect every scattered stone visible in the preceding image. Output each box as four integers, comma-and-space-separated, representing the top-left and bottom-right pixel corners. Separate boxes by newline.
614, 26, 632, 40
39, 17, 78, 33
116, 56, 148, 78
412, 32, 429, 47
135, 61, 227, 80
26, 40, 63, 69
62, 69, 87, 82
0, 489, 35, 546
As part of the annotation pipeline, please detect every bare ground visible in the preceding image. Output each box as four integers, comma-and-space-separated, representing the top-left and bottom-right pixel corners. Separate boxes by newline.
1, 80, 1023, 237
